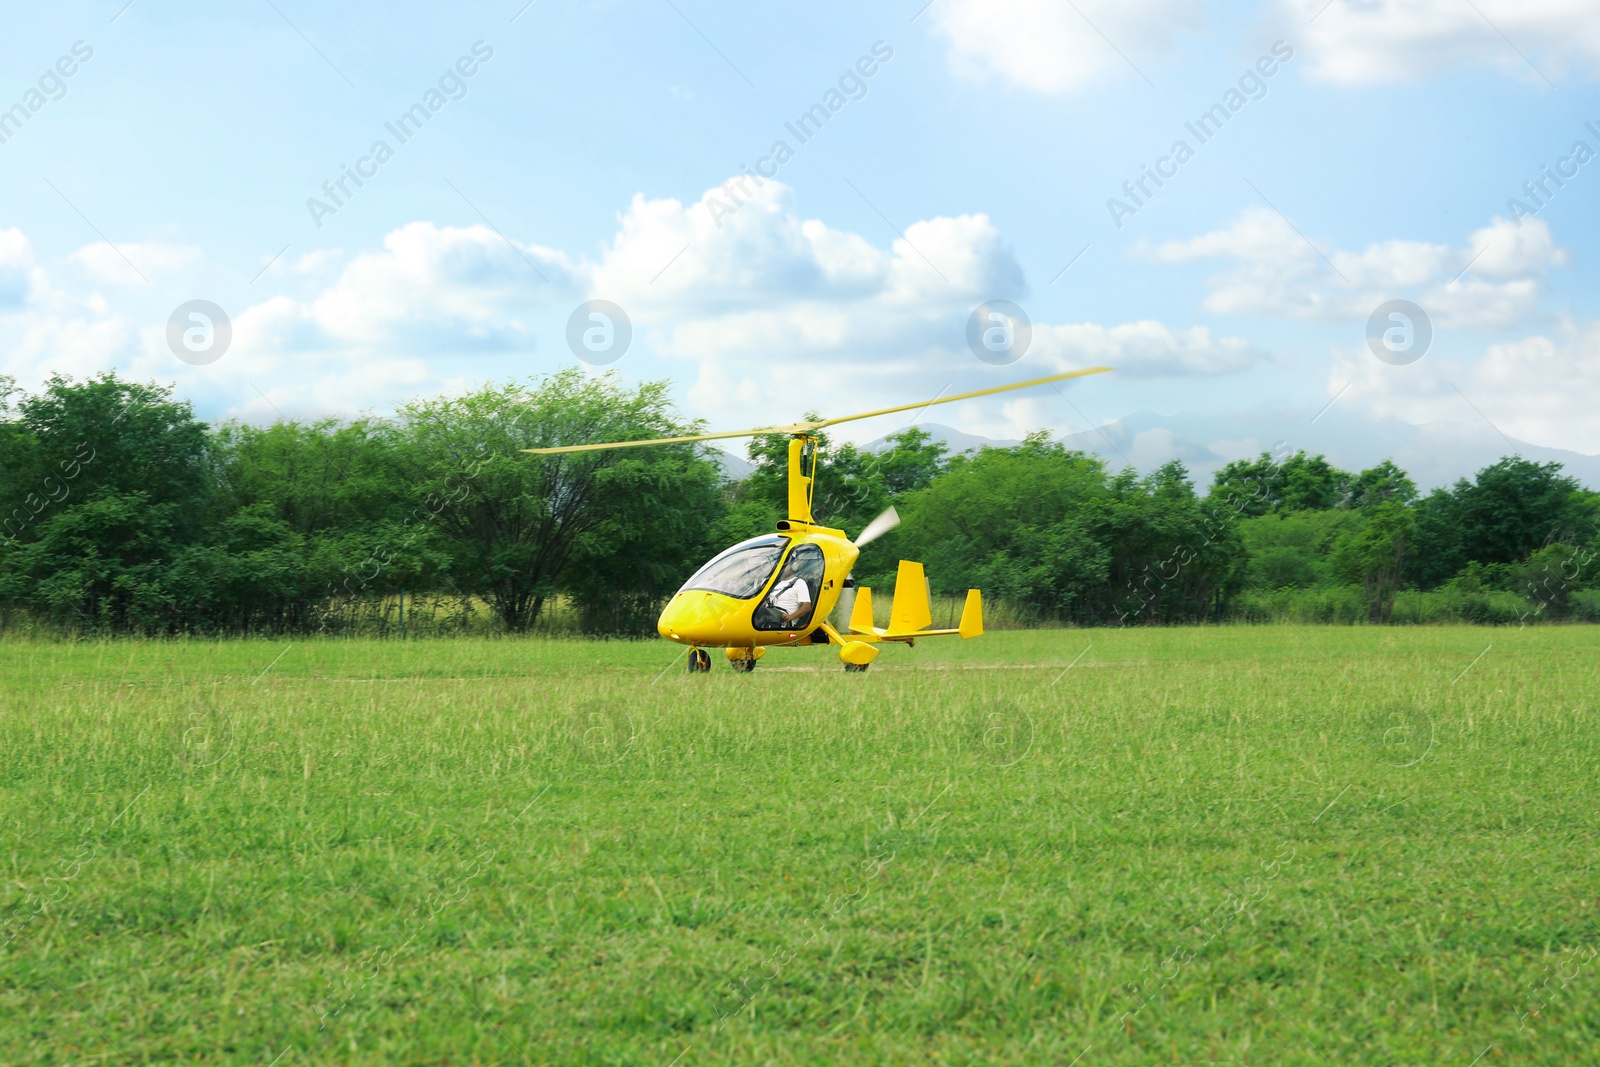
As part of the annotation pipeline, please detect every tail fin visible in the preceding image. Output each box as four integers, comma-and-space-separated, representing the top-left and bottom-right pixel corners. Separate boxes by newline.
958, 589, 983, 639
886, 560, 933, 635
848, 586, 876, 634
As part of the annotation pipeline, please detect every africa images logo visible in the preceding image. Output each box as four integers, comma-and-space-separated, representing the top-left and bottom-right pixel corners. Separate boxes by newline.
1106, 40, 1294, 229
0, 41, 94, 147
306, 41, 495, 229
703, 40, 895, 228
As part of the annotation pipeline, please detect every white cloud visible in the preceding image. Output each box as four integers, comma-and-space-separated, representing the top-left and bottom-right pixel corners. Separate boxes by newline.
1281, 0, 1600, 85
590, 185, 1025, 428
0, 221, 582, 419
0, 228, 137, 383
577, 179, 1259, 433
194, 223, 580, 417
305, 221, 576, 350
953, 395, 1066, 442
589, 181, 1016, 317
927, 0, 1204, 92
1034, 321, 1264, 377
67, 241, 201, 286
0, 229, 31, 270
0, 179, 1259, 435
1144, 208, 1568, 329
0, 228, 36, 308
1331, 318, 1600, 454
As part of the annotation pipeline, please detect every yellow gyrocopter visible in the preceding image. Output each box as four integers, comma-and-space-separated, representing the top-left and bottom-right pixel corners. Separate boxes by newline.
524, 368, 1111, 673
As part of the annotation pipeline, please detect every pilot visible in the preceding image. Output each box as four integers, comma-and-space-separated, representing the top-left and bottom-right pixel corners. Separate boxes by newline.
769, 555, 818, 626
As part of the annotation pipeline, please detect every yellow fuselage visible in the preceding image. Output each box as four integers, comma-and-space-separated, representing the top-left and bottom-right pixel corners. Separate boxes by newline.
656, 524, 859, 648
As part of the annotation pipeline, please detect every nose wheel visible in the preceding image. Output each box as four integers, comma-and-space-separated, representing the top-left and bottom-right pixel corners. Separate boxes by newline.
687, 648, 712, 673
839, 640, 878, 673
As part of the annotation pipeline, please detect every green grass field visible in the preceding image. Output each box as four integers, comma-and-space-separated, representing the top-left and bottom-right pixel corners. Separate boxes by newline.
2, 626, 1597, 1065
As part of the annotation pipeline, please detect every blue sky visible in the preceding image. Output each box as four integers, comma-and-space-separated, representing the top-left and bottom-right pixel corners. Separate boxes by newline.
2, 0, 1597, 479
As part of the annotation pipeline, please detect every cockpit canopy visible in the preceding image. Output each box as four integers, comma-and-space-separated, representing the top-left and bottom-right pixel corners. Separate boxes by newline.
678, 535, 788, 600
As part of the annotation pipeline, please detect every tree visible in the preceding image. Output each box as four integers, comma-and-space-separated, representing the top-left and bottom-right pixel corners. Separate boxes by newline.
9, 372, 212, 524
0, 374, 213, 632
394, 371, 724, 632
1346, 460, 1417, 510
1459, 457, 1587, 564
875, 427, 948, 495
1209, 450, 1351, 516
894, 435, 1110, 620
1508, 542, 1597, 620
560, 448, 728, 634
13, 491, 185, 632
1209, 453, 1279, 518
1411, 457, 1592, 588
164, 506, 317, 634
209, 418, 430, 632
1096, 460, 1244, 624
1279, 452, 1352, 511
213, 419, 409, 535
1333, 500, 1416, 622
1238, 509, 1361, 590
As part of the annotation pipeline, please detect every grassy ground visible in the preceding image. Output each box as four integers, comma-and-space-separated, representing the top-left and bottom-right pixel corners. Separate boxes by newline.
1, 625, 1596, 1065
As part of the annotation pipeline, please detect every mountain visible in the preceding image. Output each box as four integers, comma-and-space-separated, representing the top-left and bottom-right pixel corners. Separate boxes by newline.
861, 422, 1018, 457
708, 448, 754, 481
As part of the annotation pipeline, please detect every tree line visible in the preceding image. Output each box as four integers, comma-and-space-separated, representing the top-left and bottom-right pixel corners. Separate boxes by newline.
1, 371, 1595, 636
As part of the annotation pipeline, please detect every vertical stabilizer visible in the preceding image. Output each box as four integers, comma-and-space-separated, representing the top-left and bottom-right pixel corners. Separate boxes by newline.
886, 560, 933, 635
849, 586, 876, 634
958, 589, 983, 638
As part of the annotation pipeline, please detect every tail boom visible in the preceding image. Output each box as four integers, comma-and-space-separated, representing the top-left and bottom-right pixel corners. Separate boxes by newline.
844, 563, 983, 642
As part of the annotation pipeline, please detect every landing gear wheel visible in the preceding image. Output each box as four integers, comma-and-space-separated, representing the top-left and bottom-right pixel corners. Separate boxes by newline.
687, 648, 712, 673
734, 657, 757, 672
843, 662, 869, 673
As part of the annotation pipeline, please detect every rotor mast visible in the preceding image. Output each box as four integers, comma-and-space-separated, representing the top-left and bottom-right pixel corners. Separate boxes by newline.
788, 434, 817, 524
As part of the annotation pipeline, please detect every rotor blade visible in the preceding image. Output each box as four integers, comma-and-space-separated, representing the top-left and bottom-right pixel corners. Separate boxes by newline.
853, 506, 900, 547
811, 366, 1112, 431
520, 366, 1112, 454
521, 424, 807, 455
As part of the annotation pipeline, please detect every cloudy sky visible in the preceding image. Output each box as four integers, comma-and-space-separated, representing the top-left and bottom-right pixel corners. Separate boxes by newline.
2, 0, 1597, 477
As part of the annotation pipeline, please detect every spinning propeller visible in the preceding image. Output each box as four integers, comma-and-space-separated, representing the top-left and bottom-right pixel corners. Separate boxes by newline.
852, 505, 900, 548
834, 505, 900, 629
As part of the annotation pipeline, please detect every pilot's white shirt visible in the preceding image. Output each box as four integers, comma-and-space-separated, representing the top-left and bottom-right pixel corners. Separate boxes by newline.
770, 576, 812, 615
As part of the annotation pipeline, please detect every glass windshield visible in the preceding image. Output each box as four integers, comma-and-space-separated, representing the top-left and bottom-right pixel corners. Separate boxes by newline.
679, 535, 788, 599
